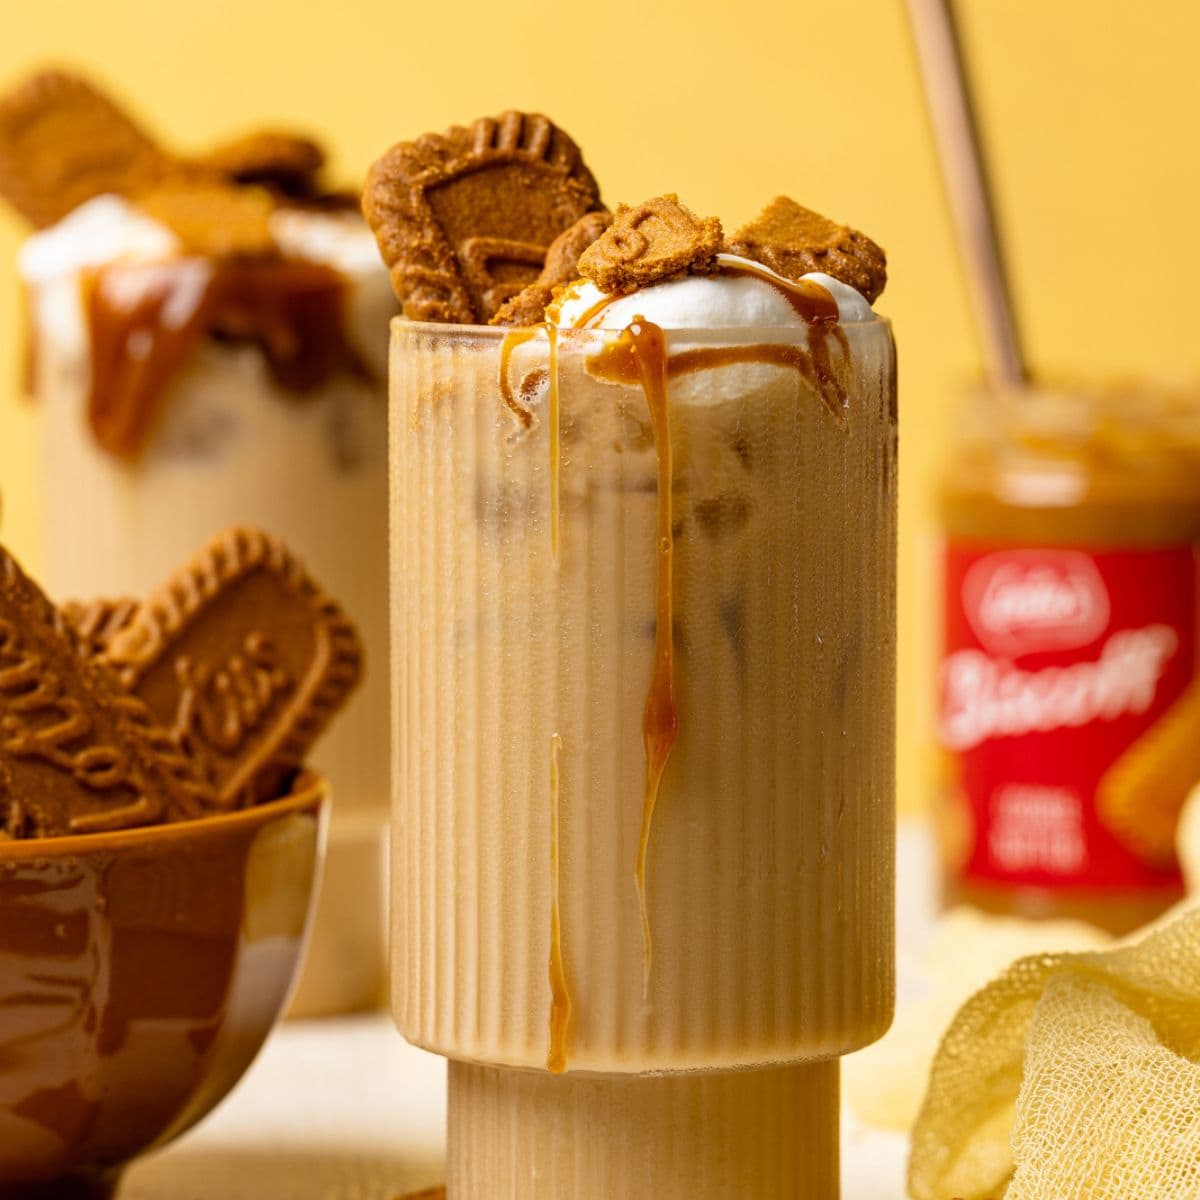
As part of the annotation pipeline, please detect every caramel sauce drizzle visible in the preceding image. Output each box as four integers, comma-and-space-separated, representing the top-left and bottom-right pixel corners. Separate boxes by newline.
620, 318, 680, 993
19, 279, 39, 399
497, 328, 539, 428
498, 325, 571, 1068
530, 318, 679, 1000
567, 289, 621, 331
568, 255, 840, 331
588, 338, 845, 420
82, 256, 365, 460
547, 731, 571, 1072
547, 323, 561, 558
707, 259, 852, 413
715, 258, 839, 324
504, 281, 850, 1026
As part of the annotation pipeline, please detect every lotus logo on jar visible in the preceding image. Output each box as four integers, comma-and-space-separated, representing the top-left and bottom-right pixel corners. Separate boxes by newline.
963, 550, 1110, 656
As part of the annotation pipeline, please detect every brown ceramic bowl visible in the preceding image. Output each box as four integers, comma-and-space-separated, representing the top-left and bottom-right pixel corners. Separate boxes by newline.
0, 772, 328, 1199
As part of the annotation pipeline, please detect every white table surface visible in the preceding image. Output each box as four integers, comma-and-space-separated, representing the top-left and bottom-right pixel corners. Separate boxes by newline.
123, 826, 933, 1200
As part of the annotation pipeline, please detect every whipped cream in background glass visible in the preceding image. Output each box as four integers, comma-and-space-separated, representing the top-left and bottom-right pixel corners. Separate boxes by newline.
21, 194, 395, 1017
391, 254, 896, 1196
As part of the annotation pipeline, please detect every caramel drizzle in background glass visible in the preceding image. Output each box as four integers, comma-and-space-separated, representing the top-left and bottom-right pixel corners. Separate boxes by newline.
497, 264, 850, 1071
77, 256, 366, 459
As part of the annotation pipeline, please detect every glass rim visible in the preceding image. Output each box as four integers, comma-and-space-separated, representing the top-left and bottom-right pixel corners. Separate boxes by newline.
388, 315, 893, 340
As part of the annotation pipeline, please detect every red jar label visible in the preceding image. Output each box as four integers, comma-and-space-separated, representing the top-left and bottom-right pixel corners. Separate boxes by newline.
939, 542, 1196, 891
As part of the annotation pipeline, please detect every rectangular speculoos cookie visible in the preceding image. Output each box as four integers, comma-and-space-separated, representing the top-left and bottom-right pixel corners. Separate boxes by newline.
101, 527, 363, 808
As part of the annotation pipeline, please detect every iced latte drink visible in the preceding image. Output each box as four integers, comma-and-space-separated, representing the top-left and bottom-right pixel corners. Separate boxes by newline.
369, 116, 896, 1198
0, 71, 395, 1014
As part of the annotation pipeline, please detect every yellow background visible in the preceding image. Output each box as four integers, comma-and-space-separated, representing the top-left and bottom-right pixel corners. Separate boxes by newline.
1, 0, 1197, 816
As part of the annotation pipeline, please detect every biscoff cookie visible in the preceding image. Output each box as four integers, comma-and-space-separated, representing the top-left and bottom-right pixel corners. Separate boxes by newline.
1096, 682, 1200, 867
489, 281, 559, 328
364, 111, 603, 324
101, 527, 363, 807
725, 196, 887, 303
540, 210, 615, 287
0, 546, 217, 839
199, 129, 325, 195
576, 194, 722, 294
0, 69, 172, 228
136, 178, 277, 258
491, 210, 614, 326
63, 596, 140, 656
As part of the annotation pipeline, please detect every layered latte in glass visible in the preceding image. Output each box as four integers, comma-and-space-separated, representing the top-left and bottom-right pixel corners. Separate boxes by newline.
390, 255, 896, 1196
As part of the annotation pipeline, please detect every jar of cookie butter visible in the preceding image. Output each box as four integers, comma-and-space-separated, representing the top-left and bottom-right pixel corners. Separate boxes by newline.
937, 381, 1200, 934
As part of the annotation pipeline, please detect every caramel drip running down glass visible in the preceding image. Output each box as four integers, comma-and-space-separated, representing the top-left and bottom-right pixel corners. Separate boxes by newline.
390, 309, 897, 1197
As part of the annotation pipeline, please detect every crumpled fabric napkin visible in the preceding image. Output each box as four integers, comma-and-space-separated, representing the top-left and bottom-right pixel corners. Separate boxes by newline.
906, 906, 1200, 1199
903, 787, 1200, 1199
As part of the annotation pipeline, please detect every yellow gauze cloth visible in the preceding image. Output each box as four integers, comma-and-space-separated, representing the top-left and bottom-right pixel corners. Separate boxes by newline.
843, 909, 1108, 1133
841, 789, 1200, 1190
907, 906, 1200, 1199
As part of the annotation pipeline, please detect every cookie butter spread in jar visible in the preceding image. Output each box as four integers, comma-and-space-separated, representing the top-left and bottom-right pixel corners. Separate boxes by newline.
938, 381, 1200, 934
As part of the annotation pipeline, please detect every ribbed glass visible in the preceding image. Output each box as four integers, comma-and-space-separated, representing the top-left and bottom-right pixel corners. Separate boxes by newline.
390, 318, 897, 1074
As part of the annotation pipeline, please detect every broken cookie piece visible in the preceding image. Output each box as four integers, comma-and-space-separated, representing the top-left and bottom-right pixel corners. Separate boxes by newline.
725, 196, 887, 303
488, 282, 558, 328
0, 68, 351, 237
576, 194, 722, 295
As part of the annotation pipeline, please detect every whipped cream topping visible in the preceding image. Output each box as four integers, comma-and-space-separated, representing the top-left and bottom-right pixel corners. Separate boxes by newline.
268, 208, 389, 282
551, 254, 876, 331
19, 196, 181, 357
19, 194, 395, 377
18, 195, 181, 285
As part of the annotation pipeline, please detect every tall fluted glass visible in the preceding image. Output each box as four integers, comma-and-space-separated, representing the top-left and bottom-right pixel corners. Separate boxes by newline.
390, 315, 896, 1198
